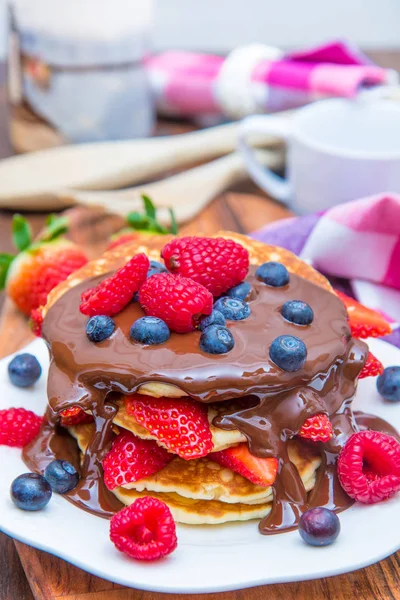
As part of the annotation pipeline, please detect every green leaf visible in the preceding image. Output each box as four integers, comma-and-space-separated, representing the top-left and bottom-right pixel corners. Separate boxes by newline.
42, 214, 68, 241
12, 214, 32, 252
0, 253, 15, 289
126, 212, 151, 230
168, 208, 178, 234
141, 195, 156, 220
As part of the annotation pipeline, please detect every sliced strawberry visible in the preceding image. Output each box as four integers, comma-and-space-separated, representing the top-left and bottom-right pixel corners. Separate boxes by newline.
125, 394, 213, 460
59, 406, 94, 427
336, 290, 391, 339
298, 413, 333, 443
102, 430, 173, 490
210, 444, 278, 487
359, 351, 384, 379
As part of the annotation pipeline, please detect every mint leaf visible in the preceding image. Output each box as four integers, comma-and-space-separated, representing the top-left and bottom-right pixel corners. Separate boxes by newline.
12, 214, 32, 252
142, 195, 156, 220
42, 214, 68, 241
168, 208, 178, 234
126, 213, 151, 230
0, 253, 14, 289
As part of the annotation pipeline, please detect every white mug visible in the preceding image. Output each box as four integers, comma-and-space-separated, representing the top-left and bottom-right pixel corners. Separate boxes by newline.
238, 96, 400, 213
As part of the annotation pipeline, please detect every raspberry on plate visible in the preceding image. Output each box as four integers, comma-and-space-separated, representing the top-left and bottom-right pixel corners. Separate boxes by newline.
161, 236, 249, 296
338, 430, 400, 504
0, 407, 42, 447
139, 272, 213, 333
80, 253, 149, 317
110, 497, 177, 561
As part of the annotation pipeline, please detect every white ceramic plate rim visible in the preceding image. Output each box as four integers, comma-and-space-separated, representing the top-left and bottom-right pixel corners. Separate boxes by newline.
0, 338, 399, 594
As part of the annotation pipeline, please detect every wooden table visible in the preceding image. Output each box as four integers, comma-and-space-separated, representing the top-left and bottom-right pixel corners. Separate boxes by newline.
1, 52, 400, 600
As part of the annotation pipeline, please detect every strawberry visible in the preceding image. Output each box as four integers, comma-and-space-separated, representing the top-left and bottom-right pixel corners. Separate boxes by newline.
125, 394, 213, 459
80, 253, 149, 317
0, 214, 87, 316
298, 413, 333, 443
335, 290, 391, 339
103, 430, 173, 490
59, 406, 94, 427
210, 444, 278, 487
30, 308, 44, 337
359, 351, 384, 379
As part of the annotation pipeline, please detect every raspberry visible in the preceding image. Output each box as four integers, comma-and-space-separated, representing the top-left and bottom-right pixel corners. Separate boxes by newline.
299, 413, 333, 443
139, 272, 213, 333
0, 408, 42, 447
358, 352, 384, 379
59, 406, 94, 427
338, 430, 400, 504
102, 431, 173, 490
80, 253, 149, 317
110, 497, 177, 561
161, 236, 249, 296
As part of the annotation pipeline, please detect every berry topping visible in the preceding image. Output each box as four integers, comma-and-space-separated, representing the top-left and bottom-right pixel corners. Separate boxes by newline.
125, 395, 213, 459
103, 431, 173, 491
59, 406, 94, 427
337, 430, 400, 504
110, 497, 177, 561
256, 262, 289, 287
107, 232, 140, 251
86, 315, 115, 343
0, 408, 42, 447
335, 291, 391, 339
44, 459, 79, 493
281, 300, 314, 325
377, 366, 400, 402
299, 413, 333, 443
147, 260, 168, 278
8, 353, 42, 388
139, 273, 213, 333
211, 444, 278, 487
80, 253, 149, 317
11, 473, 52, 511
198, 309, 226, 331
130, 316, 170, 345
30, 308, 43, 337
213, 297, 250, 321
359, 352, 384, 379
299, 508, 340, 546
161, 236, 249, 296
225, 281, 251, 301
269, 335, 307, 372
200, 325, 235, 355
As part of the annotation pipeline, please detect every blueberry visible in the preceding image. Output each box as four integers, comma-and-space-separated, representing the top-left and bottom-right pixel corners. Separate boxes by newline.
10, 473, 52, 511
281, 300, 314, 325
8, 353, 42, 388
130, 316, 170, 345
44, 459, 80, 494
269, 335, 307, 372
200, 325, 235, 354
147, 260, 167, 278
213, 297, 250, 321
225, 281, 251, 301
256, 262, 289, 287
377, 366, 400, 402
198, 310, 226, 331
299, 507, 341, 547
132, 291, 139, 303
86, 315, 115, 343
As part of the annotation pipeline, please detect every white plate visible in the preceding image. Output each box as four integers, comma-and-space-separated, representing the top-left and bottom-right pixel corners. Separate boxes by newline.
0, 338, 399, 594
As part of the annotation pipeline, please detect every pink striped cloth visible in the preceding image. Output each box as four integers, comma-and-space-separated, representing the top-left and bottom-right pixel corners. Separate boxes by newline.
146, 41, 394, 118
252, 194, 400, 332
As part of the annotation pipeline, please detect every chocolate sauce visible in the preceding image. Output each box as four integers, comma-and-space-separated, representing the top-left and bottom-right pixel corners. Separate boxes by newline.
22, 265, 397, 531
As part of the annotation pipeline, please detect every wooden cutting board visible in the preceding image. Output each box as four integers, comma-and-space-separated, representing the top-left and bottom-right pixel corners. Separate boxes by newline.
1, 195, 399, 600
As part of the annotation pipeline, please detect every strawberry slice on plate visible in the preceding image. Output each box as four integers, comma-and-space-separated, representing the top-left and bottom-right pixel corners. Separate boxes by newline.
359, 351, 384, 379
335, 290, 391, 339
210, 444, 278, 487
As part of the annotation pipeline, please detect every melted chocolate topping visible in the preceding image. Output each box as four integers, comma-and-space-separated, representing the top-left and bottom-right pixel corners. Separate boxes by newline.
22, 265, 397, 532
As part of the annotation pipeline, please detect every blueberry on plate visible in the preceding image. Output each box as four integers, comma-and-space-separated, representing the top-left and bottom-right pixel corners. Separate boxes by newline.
130, 316, 170, 345
256, 262, 289, 287
86, 315, 115, 343
299, 507, 341, 546
147, 260, 168, 278
281, 300, 314, 325
377, 366, 400, 402
200, 325, 235, 354
198, 310, 226, 331
225, 281, 251, 301
44, 459, 80, 494
8, 353, 42, 388
269, 335, 307, 372
10, 473, 52, 511
213, 297, 250, 321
